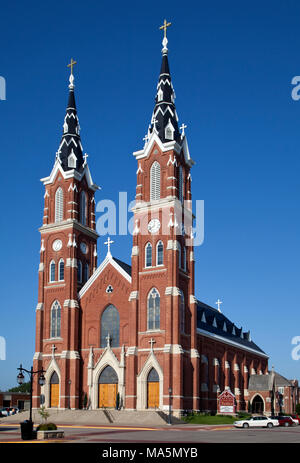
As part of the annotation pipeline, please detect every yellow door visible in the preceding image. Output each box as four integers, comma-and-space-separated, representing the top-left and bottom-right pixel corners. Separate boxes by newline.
147, 382, 159, 408
50, 384, 59, 408
99, 384, 117, 408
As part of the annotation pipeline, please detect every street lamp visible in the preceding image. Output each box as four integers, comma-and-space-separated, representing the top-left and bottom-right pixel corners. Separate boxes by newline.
168, 387, 172, 425
17, 364, 46, 432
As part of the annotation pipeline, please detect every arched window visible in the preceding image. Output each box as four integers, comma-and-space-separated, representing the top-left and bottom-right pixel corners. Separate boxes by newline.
178, 166, 183, 202
177, 242, 182, 269
180, 291, 185, 333
156, 241, 163, 266
80, 191, 87, 225
55, 187, 63, 223
58, 259, 64, 281
201, 355, 209, 391
145, 243, 152, 268
49, 260, 55, 282
83, 262, 89, 282
150, 161, 161, 201
77, 260, 82, 283
100, 304, 120, 347
147, 288, 160, 330
50, 300, 61, 338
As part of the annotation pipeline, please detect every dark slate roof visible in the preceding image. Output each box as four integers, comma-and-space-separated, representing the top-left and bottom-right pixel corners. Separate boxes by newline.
148, 47, 181, 144
56, 80, 84, 172
248, 374, 273, 391
113, 257, 132, 277
274, 371, 293, 387
197, 301, 267, 355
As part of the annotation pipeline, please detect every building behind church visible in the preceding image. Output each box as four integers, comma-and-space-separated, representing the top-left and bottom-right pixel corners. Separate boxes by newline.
32, 28, 298, 417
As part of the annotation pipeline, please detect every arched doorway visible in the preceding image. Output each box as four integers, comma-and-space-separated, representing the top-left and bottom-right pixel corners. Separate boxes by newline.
98, 366, 118, 408
147, 368, 159, 409
252, 395, 264, 414
50, 372, 59, 408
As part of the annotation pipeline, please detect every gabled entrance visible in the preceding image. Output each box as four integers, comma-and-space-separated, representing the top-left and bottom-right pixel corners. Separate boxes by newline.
98, 366, 118, 408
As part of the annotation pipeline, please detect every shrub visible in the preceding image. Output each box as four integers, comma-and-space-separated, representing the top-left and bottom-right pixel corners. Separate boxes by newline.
36, 423, 57, 431
295, 404, 300, 415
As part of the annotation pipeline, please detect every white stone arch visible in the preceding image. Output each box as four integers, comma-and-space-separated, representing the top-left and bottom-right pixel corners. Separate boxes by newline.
136, 352, 163, 410
43, 358, 61, 409
91, 348, 123, 410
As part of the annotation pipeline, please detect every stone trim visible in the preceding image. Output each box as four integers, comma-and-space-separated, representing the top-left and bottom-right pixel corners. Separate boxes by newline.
128, 291, 139, 301
131, 246, 139, 256
39, 263, 44, 272
63, 299, 79, 308
66, 258, 77, 267
126, 346, 138, 356
60, 350, 80, 359
165, 286, 181, 296
36, 303, 44, 311
191, 348, 200, 358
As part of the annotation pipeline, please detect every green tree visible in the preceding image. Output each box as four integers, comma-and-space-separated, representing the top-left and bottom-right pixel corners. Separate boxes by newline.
295, 403, 300, 415
8, 382, 30, 393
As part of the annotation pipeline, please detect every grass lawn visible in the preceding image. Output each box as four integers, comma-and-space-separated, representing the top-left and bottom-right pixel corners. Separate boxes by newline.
182, 414, 239, 425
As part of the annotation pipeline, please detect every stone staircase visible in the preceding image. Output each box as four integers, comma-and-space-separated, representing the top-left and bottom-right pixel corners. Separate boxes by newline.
1, 409, 184, 426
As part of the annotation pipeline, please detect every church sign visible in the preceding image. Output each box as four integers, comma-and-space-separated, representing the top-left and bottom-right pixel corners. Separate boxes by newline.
218, 390, 236, 414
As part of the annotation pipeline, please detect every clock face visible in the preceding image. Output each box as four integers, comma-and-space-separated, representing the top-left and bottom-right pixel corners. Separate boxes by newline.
80, 242, 88, 254
52, 239, 62, 252
148, 218, 160, 234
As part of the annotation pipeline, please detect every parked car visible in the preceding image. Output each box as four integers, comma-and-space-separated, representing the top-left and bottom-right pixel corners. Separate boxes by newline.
290, 414, 300, 425
271, 416, 295, 427
0, 408, 10, 416
234, 416, 279, 428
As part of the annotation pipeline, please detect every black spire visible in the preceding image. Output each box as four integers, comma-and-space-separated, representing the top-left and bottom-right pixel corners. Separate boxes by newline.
56, 68, 84, 172
148, 30, 181, 144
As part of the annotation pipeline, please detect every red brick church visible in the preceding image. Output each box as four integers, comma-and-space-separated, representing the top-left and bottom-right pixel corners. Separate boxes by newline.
32, 27, 274, 417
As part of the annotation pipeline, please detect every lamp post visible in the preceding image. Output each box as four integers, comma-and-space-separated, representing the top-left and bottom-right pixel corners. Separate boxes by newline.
168, 387, 172, 425
68, 380, 72, 409
17, 364, 45, 425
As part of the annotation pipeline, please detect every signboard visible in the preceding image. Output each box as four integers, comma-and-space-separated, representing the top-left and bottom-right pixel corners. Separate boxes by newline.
218, 390, 236, 415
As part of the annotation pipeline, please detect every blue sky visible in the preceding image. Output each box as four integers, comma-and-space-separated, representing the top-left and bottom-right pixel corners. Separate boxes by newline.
0, 0, 300, 390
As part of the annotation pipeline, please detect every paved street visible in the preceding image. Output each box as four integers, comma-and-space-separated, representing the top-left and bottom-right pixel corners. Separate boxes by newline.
1, 422, 300, 443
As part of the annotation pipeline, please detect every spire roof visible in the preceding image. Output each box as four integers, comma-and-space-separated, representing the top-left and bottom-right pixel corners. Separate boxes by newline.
56, 64, 85, 172
147, 25, 181, 144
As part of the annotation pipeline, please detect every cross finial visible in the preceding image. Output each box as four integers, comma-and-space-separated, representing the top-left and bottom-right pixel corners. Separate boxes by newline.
215, 299, 223, 312
151, 116, 159, 132
143, 133, 149, 144
83, 153, 89, 164
180, 123, 187, 138
67, 58, 77, 89
67, 58, 77, 76
149, 338, 156, 352
160, 19, 171, 39
106, 333, 111, 348
104, 237, 114, 255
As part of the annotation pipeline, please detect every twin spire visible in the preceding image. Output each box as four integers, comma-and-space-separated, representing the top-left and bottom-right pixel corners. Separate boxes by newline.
56, 58, 84, 172
146, 20, 183, 145
55, 22, 185, 169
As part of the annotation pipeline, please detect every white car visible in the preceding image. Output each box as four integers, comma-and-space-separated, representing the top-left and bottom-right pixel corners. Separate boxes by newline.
234, 416, 279, 428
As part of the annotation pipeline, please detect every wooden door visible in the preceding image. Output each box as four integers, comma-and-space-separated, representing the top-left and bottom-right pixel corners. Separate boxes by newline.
147, 382, 159, 408
99, 384, 117, 408
50, 384, 59, 408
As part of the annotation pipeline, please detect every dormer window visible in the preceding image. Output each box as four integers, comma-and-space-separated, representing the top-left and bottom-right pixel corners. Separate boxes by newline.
157, 87, 163, 102
165, 119, 175, 140
68, 151, 77, 169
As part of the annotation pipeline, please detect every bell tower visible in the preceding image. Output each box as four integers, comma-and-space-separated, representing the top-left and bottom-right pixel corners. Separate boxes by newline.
33, 61, 99, 410
128, 23, 197, 414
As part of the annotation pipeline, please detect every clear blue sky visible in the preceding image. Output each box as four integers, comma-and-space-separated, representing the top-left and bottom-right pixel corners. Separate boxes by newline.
0, 0, 300, 390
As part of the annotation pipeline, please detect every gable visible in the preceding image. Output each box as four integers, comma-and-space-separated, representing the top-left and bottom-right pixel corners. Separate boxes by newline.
79, 254, 131, 303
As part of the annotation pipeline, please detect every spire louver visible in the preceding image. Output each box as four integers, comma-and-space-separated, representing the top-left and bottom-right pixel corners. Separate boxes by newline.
147, 30, 181, 144
56, 70, 84, 172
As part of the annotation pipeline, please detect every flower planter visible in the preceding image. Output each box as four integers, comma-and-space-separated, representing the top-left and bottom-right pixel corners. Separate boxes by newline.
37, 430, 64, 440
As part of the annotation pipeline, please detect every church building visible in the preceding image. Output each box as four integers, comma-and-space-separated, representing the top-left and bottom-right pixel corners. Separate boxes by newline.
32, 24, 271, 416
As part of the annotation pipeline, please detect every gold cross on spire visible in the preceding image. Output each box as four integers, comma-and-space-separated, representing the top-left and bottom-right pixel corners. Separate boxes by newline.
67, 58, 77, 76
159, 19, 171, 39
